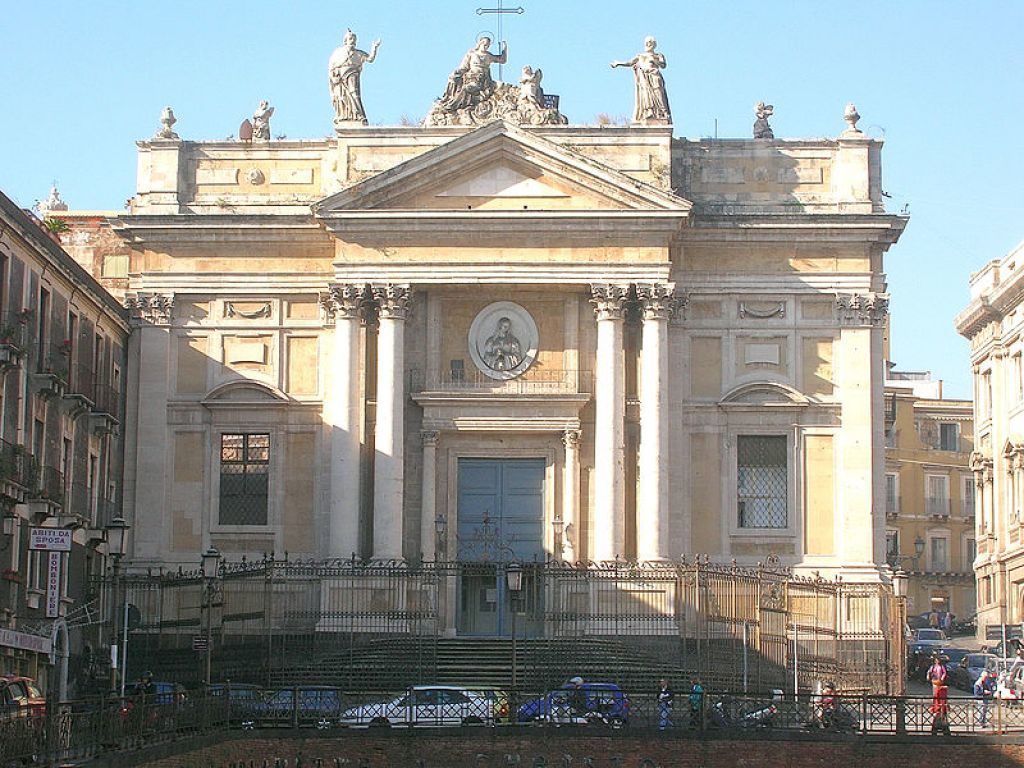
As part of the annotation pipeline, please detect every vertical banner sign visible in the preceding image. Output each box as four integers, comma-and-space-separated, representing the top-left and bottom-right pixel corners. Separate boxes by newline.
46, 552, 62, 618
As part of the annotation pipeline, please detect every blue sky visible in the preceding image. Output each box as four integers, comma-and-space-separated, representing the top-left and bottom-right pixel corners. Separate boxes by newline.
2, 1, 1022, 399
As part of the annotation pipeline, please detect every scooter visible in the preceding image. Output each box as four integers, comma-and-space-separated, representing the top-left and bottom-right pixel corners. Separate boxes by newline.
709, 691, 782, 729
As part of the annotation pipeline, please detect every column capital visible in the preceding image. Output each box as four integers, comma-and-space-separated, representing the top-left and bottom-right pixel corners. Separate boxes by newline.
372, 284, 412, 320
124, 293, 174, 326
836, 292, 889, 326
321, 283, 366, 322
635, 282, 686, 321
421, 430, 439, 447
562, 428, 581, 449
589, 283, 630, 321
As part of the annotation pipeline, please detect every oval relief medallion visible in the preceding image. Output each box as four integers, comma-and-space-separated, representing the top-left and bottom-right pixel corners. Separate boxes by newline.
468, 302, 538, 380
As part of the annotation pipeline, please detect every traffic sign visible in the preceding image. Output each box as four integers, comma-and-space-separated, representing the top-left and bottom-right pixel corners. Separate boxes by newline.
985, 624, 1023, 641
29, 528, 72, 552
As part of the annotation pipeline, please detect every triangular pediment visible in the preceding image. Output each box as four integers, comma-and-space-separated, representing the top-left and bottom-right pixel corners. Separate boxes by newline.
313, 121, 692, 216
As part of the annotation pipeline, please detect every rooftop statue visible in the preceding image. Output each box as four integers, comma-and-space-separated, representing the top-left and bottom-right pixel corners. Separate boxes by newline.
252, 100, 274, 141
425, 37, 567, 127
611, 37, 671, 124
329, 29, 381, 128
753, 101, 774, 139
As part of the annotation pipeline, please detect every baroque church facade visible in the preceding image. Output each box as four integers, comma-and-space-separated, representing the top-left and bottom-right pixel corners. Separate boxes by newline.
58, 38, 907, 639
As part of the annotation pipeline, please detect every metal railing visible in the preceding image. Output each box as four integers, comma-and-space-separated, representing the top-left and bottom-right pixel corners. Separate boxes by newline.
33, 465, 64, 504
408, 368, 593, 395
925, 496, 950, 517
0, 439, 37, 489
5, 687, 1024, 766
93, 558, 904, 696
67, 362, 97, 401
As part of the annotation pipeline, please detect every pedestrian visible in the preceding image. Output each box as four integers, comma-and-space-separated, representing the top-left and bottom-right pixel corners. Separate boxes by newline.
657, 678, 674, 730
926, 654, 948, 686
688, 678, 704, 728
929, 609, 940, 629
930, 682, 951, 735
942, 612, 953, 633
974, 668, 995, 727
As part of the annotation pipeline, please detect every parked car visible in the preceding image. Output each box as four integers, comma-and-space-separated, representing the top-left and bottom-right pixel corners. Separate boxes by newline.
949, 653, 998, 691
253, 686, 343, 727
339, 685, 498, 727
939, 648, 970, 680
207, 683, 263, 726
0, 676, 45, 720
952, 613, 977, 636
516, 682, 630, 726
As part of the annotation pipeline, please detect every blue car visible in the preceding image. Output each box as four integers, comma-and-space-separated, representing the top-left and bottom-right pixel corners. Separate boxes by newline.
252, 686, 343, 728
517, 683, 630, 726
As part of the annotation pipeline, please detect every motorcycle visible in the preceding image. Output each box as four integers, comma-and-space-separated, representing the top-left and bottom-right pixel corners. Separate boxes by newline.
708, 691, 783, 729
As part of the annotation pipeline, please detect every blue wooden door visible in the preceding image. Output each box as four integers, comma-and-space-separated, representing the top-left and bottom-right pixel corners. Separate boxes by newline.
457, 458, 544, 636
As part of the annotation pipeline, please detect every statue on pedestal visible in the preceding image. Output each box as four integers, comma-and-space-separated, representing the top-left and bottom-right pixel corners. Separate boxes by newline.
425, 37, 567, 127
611, 37, 671, 124
753, 102, 774, 139
329, 29, 381, 128
252, 100, 274, 141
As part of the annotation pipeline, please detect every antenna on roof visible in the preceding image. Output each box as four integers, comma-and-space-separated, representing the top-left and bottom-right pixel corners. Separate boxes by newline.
476, 0, 525, 82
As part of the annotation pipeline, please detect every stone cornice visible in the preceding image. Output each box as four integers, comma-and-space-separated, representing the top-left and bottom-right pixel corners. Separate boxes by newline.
107, 214, 324, 245
686, 213, 908, 245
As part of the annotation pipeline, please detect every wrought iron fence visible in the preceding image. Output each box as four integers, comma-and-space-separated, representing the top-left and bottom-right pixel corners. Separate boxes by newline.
94, 557, 904, 696
5, 688, 1024, 766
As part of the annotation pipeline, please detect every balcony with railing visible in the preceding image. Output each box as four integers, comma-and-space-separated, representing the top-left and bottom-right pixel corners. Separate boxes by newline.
89, 381, 121, 435
65, 362, 97, 408
30, 465, 64, 508
0, 439, 37, 504
32, 342, 69, 399
409, 368, 593, 396
925, 496, 950, 518
0, 310, 31, 371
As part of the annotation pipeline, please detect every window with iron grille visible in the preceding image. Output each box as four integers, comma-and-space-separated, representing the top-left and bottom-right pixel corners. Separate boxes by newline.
737, 435, 787, 528
219, 433, 270, 525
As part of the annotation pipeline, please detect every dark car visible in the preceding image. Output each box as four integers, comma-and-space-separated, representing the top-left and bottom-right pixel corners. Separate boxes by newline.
940, 647, 970, 677
517, 682, 630, 726
208, 683, 263, 726
0, 676, 45, 720
950, 653, 999, 691
252, 686, 342, 728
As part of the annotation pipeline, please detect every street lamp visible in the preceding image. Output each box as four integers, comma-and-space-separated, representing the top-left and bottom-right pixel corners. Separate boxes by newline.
892, 569, 908, 598
105, 516, 130, 696
0, 510, 15, 551
201, 548, 221, 688
434, 515, 447, 562
506, 562, 523, 691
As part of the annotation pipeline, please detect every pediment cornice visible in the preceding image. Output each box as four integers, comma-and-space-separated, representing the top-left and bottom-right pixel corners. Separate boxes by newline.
313, 121, 692, 220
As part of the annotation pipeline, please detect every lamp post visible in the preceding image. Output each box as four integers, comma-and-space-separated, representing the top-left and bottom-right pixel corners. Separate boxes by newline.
506, 562, 523, 691
914, 535, 925, 569
105, 516, 130, 696
434, 515, 447, 562
201, 548, 221, 688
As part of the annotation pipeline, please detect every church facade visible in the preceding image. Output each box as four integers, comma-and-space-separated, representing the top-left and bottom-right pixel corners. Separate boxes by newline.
60, 56, 907, 640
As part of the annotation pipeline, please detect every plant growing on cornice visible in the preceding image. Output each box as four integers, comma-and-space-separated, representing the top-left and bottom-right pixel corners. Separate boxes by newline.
16, 308, 33, 325
58, 338, 73, 356
43, 217, 68, 235
0, 325, 18, 344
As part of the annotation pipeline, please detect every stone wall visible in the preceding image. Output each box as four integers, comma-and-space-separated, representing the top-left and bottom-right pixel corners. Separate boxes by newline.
122, 731, 1024, 768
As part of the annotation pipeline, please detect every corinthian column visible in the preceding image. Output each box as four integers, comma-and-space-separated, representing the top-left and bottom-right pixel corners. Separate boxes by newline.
636, 283, 677, 561
371, 285, 411, 560
590, 284, 628, 562
323, 284, 364, 559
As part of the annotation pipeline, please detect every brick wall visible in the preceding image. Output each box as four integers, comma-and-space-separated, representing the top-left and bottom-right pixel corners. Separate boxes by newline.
111, 730, 1024, 768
